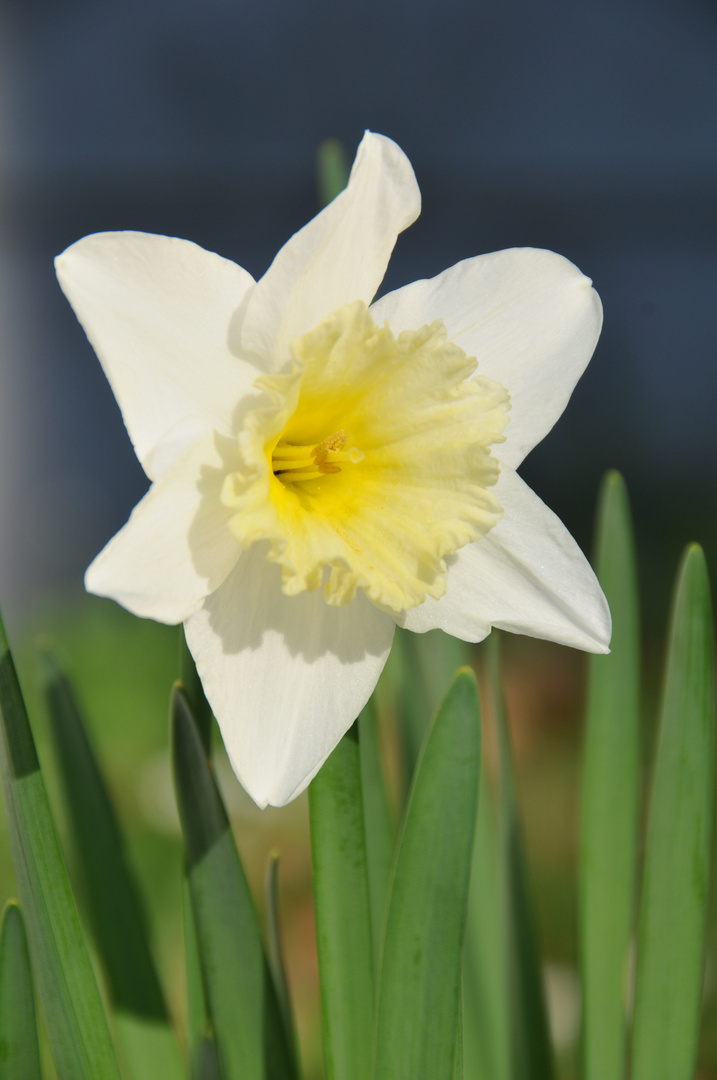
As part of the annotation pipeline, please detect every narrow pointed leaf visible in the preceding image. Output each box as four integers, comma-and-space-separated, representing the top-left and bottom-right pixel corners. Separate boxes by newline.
0, 612, 121, 1079
489, 633, 555, 1080
180, 637, 221, 1080
631, 544, 715, 1080
171, 685, 296, 1080
392, 629, 432, 784
182, 870, 221, 1080
358, 697, 396, 970
453, 1007, 464, 1080
316, 138, 350, 206
394, 628, 473, 789
41, 650, 184, 1080
193, 1040, 223, 1080
0, 901, 41, 1079
265, 853, 298, 1065
374, 668, 481, 1080
579, 470, 640, 1080
180, 629, 213, 757
309, 724, 375, 1080
462, 768, 510, 1080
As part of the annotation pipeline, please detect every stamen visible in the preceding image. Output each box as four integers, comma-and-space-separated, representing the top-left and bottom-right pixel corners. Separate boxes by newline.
272, 429, 365, 485
313, 430, 348, 463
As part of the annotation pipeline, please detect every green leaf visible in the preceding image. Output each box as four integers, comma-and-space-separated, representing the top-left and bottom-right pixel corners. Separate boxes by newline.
309, 724, 375, 1080
358, 697, 396, 971
0, 901, 41, 1079
631, 544, 715, 1080
489, 633, 555, 1080
316, 138, 350, 206
453, 1007, 464, 1080
391, 630, 431, 786
171, 685, 296, 1080
579, 470, 641, 1080
192, 1039, 223, 1080
0, 612, 121, 1080
265, 852, 298, 1066
179, 638, 221, 1080
393, 629, 473, 792
374, 668, 481, 1080
182, 870, 221, 1080
41, 650, 184, 1080
180, 629, 213, 757
462, 768, 510, 1080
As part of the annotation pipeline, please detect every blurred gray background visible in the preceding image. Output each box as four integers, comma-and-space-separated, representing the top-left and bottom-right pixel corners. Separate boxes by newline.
0, 0, 716, 629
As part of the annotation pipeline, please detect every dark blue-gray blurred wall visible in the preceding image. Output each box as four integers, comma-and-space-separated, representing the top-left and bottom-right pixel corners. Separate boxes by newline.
0, 0, 715, 627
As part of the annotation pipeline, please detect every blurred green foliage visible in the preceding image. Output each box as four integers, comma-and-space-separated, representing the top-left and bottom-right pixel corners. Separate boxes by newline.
0, 577, 715, 1078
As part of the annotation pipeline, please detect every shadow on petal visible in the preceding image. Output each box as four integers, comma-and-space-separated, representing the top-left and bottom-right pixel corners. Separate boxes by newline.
201, 543, 392, 665
184, 431, 244, 586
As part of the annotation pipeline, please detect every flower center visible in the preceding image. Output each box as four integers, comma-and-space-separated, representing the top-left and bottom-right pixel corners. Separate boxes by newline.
272, 430, 365, 486
222, 300, 510, 613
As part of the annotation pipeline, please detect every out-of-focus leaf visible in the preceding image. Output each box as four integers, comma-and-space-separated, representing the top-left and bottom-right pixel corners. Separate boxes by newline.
453, 1007, 464, 1080
579, 470, 641, 1080
192, 1039, 223, 1080
374, 668, 481, 1080
489, 633, 555, 1080
393, 628, 472, 790
41, 650, 183, 1080
631, 544, 715, 1080
171, 685, 296, 1080
316, 138, 350, 206
0, 901, 41, 1079
265, 852, 298, 1065
357, 697, 396, 970
180, 629, 213, 757
180, 634, 220, 1080
309, 725, 374, 1080
0, 611, 121, 1079
462, 766, 510, 1080
183, 871, 221, 1080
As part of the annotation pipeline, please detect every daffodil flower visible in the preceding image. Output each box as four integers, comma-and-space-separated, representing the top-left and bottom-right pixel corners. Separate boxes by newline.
56, 132, 610, 808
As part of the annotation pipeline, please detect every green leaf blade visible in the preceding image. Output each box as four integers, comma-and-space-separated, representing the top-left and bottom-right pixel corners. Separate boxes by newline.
41, 651, 184, 1080
316, 138, 350, 206
374, 668, 481, 1080
357, 697, 396, 972
171, 685, 296, 1080
462, 768, 510, 1080
0, 901, 41, 1079
309, 724, 375, 1080
579, 470, 641, 1080
0, 613, 121, 1080
489, 634, 555, 1080
265, 852, 298, 1067
393, 629, 472, 791
631, 544, 715, 1080
180, 629, 213, 757
182, 869, 221, 1080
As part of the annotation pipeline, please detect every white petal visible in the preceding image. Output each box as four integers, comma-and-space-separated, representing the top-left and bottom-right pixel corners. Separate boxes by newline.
234, 131, 421, 369
56, 232, 257, 475
184, 546, 395, 808
371, 248, 602, 469
86, 429, 242, 623
398, 469, 610, 653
